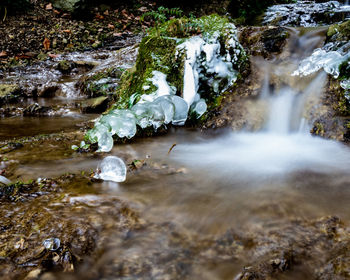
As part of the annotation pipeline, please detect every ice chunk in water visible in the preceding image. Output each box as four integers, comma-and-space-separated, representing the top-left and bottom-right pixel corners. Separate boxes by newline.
99, 114, 120, 135
43, 238, 60, 251
86, 123, 110, 144
97, 131, 114, 152
131, 103, 152, 128
148, 103, 165, 129
105, 109, 137, 139
192, 98, 207, 118
170, 95, 189, 126
116, 117, 137, 139
154, 96, 175, 124
95, 156, 127, 182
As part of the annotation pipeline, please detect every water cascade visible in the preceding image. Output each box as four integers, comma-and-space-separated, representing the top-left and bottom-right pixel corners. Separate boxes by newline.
170, 27, 350, 179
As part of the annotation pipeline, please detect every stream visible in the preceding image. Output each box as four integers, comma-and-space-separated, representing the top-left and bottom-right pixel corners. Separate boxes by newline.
1, 3, 350, 280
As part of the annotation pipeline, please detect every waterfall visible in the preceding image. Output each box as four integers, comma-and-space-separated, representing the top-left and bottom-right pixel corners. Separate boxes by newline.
170, 27, 350, 178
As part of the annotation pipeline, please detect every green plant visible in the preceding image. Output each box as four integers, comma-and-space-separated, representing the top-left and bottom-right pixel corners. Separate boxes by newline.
140, 6, 183, 37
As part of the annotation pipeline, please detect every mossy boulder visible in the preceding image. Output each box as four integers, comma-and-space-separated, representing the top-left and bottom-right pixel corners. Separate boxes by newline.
327, 20, 350, 42
85, 14, 248, 151
0, 84, 21, 107
114, 14, 248, 111
79, 67, 125, 98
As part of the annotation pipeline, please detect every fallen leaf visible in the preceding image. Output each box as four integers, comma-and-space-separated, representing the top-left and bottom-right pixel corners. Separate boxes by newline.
45, 3, 52, 10
113, 32, 122, 37
107, 24, 114, 29
98, 28, 103, 32
53, 9, 60, 15
63, 29, 71, 33
43, 38, 50, 50
48, 53, 59, 58
103, 10, 109, 15
0, 51, 7, 58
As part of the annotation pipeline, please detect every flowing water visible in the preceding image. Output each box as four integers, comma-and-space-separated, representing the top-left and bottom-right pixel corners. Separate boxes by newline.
1, 20, 350, 280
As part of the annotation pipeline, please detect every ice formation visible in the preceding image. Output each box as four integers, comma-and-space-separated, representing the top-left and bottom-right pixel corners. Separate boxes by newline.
86, 17, 245, 152
264, 1, 350, 27
94, 156, 127, 182
43, 238, 61, 251
293, 41, 350, 100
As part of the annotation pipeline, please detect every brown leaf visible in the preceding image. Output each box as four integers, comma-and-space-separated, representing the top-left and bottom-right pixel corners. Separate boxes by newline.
48, 53, 59, 58
53, 9, 60, 15
45, 3, 52, 10
113, 32, 122, 37
0, 51, 7, 58
107, 24, 115, 30
43, 38, 50, 50
103, 10, 109, 15
63, 29, 71, 33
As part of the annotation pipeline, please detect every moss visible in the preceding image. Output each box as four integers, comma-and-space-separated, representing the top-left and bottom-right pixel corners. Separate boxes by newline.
327, 20, 350, 42
0, 84, 21, 106
338, 59, 350, 80
113, 36, 180, 109
80, 67, 125, 98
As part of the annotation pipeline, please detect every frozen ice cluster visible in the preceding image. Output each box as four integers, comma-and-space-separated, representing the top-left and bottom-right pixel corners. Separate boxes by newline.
293, 41, 350, 100
94, 156, 127, 182
85, 17, 246, 152
264, 1, 350, 27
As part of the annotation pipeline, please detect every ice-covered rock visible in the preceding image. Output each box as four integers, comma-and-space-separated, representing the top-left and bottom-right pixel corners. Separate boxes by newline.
264, 1, 350, 27
191, 98, 208, 118
85, 15, 247, 152
293, 42, 350, 78
94, 156, 127, 182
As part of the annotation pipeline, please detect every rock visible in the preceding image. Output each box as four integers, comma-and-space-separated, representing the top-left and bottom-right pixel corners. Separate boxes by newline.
51, 0, 83, 13
81, 96, 109, 113
0, 84, 21, 107
239, 26, 289, 58
262, 26, 289, 53
264, 1, 350, 27
24, 269, 41, 280
23, 103, 52, 116
38, 85, 60, 97
85, 15, 248, 150
0, 175, 12, 186
57, 60, 75, 74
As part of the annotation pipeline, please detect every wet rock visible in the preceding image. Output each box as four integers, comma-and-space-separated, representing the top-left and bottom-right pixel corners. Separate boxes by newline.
56, 60, 75, 74
262, 26, 289, 53
51, 0, 84, 14
310, 77, 350, 141
0, 84, 22, 107
38, 85, 60, 98
23, 103, 52, 116
263, 0, 350, 27
239, 26, 289, 58
80, 96, 110, 113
